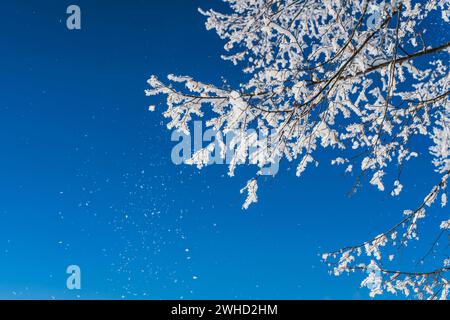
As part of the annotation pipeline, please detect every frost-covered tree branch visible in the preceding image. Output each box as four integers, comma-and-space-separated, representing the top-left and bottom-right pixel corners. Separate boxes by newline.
146, 0, 450, 299
323, 170, 450, 299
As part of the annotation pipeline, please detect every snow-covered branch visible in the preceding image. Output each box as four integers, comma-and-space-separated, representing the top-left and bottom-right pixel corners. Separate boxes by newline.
146, 0, 450, 299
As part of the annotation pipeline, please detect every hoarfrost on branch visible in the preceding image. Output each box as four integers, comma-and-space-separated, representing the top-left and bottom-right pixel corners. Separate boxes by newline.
146, 0, 450, 299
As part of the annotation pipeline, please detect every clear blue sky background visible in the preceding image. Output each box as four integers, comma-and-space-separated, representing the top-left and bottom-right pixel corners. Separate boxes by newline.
0, 0, 446, 299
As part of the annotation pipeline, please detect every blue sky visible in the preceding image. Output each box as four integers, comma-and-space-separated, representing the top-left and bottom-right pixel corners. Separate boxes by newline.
0, 0, 446, 299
